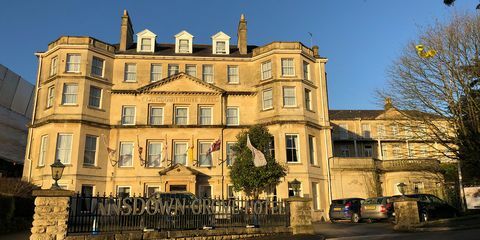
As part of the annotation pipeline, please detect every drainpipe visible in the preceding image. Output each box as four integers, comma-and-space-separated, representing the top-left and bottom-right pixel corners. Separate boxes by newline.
26, 53, 43, 182
221, 93, 226, 199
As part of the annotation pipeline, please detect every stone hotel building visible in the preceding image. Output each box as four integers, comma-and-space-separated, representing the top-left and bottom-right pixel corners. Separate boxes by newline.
23, 11, 447, 221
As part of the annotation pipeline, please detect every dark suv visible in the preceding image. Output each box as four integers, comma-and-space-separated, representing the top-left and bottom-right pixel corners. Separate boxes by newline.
404, 194, 458, 222
329, 198, 364, 223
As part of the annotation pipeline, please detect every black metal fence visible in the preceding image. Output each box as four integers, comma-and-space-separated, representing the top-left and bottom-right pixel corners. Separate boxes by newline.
67, 193, 290, 234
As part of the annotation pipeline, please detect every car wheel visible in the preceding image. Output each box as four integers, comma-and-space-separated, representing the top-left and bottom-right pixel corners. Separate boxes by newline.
420, 212, 429, 222
351, 213, 360, 223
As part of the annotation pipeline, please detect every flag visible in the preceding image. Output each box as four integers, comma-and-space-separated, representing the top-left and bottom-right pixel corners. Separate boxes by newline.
246, 134, 267, 167
162, 135, 168, 163
207, 139, 221, 155
188, 138, 194, 164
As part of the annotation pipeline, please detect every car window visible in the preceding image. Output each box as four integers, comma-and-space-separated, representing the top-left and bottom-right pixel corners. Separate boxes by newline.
364, 198, 382, 204
428, 195, 444, 204
418, 195, 431, 203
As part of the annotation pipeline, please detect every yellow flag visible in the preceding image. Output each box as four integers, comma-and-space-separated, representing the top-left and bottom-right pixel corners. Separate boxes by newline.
188, 138, 194, 165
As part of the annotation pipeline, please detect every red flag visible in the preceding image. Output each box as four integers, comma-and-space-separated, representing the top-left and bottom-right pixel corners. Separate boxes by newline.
207, 139, 221, 155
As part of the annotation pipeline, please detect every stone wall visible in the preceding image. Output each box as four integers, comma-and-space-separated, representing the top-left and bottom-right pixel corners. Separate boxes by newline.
30, 189, 75, 240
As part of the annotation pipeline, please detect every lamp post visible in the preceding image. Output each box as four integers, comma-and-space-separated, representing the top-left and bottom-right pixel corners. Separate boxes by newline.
291, 179, 301, 197
397, 182, 407, 196
50, 159, 65, 190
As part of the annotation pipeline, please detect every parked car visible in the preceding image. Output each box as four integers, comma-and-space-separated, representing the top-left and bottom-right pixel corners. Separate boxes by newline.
404, 194, 459, 222
329, 198, 364, 223
360, 196, 395, 222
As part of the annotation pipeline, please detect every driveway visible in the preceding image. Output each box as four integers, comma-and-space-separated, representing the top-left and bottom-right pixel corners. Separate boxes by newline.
314, 221, 396, 238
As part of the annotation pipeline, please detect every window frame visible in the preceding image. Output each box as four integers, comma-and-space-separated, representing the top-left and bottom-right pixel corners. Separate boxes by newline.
55, 133, 73, 164
66, 54, 81, 73
198, 141, 213, 167
226, 142, 236, 166
147, 141, 163, 168
121, 106, 136, 125
124, 63, 137, 82
308, 135, 316, 165
261, 61, 272, 80
174, 106, 189, 125
198, 106, 213, 125
149, 106, 164, 125
47, 86, 55, 108
283, 86, 297, 107
281, 58, 295, 77
150, 64, 163, 82
84, 135, 98, 166
285, 134, 300, 163
262, 88, 273, 110
173, 142, 188, 165
304, 88, 312, 111
117, 186, 131, 198
88, 86, 102, 109
179, 39, 190, 53
186, 64, 197, 77
38, 135, 49, 167
227, 65, 239, 84
303, 61, 311, 80
50, 56, 58, 77
119, 142, 134, 167
168, 64, 179, 77
202, 64, 214, 83
362, 124, 371, 138
226, 107, 239, 126
91, 56, 104, 77
61, 83, 78, 105
140, 38, 152, 51
215, 41, 226, 54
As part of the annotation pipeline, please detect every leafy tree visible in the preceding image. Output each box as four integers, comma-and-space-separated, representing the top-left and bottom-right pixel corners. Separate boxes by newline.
381, 13, 480, 182
229, 125, 287, 199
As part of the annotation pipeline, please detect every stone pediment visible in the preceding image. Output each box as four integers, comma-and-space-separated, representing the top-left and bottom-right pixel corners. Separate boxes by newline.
158, 164, 202, 176
375, 108, 407, 120
138, 72, 225, 94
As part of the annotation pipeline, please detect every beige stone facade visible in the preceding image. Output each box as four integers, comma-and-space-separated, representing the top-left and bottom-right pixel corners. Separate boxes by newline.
329, 105, 449, 200
23, 11, 331, 221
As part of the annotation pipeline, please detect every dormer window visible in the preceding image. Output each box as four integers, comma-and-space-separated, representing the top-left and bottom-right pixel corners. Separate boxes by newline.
136, 29, 156, 53
175, 31, 194, 54
211, 31, 230, 55
179, 40, 189, 53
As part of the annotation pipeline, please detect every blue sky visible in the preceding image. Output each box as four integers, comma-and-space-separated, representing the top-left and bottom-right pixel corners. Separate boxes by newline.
0, 0, 477, 109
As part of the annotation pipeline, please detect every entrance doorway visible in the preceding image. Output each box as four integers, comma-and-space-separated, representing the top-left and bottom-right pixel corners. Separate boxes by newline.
170, 185, 187, 192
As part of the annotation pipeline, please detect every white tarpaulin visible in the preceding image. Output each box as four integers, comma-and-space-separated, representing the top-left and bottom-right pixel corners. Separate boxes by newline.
246, 134, 267, 167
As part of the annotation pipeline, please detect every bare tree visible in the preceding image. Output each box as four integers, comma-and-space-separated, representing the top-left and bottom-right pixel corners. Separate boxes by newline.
381, 13, 480, 181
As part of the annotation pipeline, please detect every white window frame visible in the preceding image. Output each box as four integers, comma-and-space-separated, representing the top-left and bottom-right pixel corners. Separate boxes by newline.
285, 134, 300, 163
215, 41, 226, 54
226, 142, 236, 166
211, 31, 230, 55
62, 83, 78, 105
179, 39, 190, 53
140, 38, 152, 52
124, 63, 137, 82
50, 56, 58, 76
281, 58, 295, 76
91, 56, 104, 77
261, 61, 272, 80
311, 182, 320, 210
226, 107, 239, 126
147, 141, 163, 168
202, 65, 214, 83
304, 88, 312, 110
174, 106, 189, 125
146, 185, 160, 197
303, 61, 310, 81
84, 135, 98, 166
377, 124, 385, 138
186, 64, 197, 77
362, 124, 371, 138
262, 88, 273, 110
227, 65, 239, 84
88, 86, 102, 109
38, 135, 48, 167
119, 142, 134, 167
150, 64, 162, 82
198, 106, 213, 125
149, 106, 164, 125
66, 54, 81, 73
198, 141, 213, 167
47, 86, 55, 108
55, 133, 73, 164
283, 86, 297, 107
121, 106, 136, 125
168, 64, 179, 77
173, 142, 188, 165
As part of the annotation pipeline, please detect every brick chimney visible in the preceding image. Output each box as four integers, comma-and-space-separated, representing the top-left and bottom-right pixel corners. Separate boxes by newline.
119, 10, 134, 52
384, 97, 393, 110
237, 14, 247, 55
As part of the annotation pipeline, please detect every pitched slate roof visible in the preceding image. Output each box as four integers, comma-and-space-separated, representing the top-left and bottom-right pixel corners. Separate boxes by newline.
329, 109, 443, 120
114, 43, 257, 58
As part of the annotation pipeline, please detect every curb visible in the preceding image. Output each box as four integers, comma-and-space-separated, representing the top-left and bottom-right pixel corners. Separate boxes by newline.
412, 224, 480, 232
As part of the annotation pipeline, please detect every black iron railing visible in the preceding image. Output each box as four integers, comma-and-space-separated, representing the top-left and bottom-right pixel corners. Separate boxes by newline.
67, 194, 290, 234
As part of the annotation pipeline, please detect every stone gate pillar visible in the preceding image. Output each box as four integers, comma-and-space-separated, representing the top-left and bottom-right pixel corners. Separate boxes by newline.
393, 197, 420, 231
286, 197, 314, 235
30, 189, 75, 240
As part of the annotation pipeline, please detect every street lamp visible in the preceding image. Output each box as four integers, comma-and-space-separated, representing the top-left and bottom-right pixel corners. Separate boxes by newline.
291, 179, 301, 197
50, 159, 65, 190
397, 183, 407, 196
